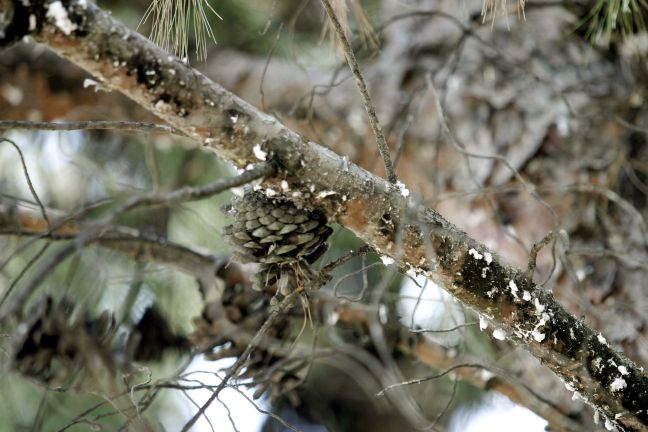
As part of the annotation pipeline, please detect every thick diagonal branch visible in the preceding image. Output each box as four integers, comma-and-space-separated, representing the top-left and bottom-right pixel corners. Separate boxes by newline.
0, 1, 646, 429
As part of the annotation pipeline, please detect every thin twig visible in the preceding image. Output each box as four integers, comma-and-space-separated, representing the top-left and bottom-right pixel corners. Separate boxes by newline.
410, 322, 478, 334
0, 138, 52, 308
525, 230, 555, 284
320, 0, 397, 184
331, 260, 381, 302
0, 138, 50, 225
377, 363, 489, 396
260, 22, 284, 113
0, 120, 186, 136
181, 292, 298, 432
112, 162, 274, 215
319, 244, 373, 274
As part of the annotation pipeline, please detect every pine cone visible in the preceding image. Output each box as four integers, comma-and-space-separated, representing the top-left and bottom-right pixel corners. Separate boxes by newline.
127, 307, 190, 362
222, 190, 332, 292
223, 191, 332, 264
191, 276, 303, 405
9, 296, 117, 387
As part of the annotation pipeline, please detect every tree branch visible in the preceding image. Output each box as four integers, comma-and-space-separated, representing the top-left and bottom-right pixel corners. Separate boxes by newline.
0, 120, 186, 135
1, 1, 647, 429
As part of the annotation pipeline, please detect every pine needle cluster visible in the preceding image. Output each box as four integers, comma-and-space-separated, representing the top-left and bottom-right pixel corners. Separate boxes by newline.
140, 0, 221, 62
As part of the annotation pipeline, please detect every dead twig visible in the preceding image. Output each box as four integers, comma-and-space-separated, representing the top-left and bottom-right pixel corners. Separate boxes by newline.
320, 0, 397, 184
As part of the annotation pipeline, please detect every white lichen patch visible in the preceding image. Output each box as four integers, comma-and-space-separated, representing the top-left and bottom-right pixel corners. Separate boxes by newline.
604, 418, 614, 431
154, 99, 172, 113
522, 290, 532, 301
83, 78, 111, 93
598, 333, 608, 346
317, 190, 336, 199
83, 78, 98, 88
252, 144, 267, 161
591, 357, 603, 373
530, 311, 550, 342
492, 328, 506, 340
378, 304, 388, 324
1, 84, 23, 106
531, 329, 546, 342
265, 188, 277, 197
479, 315, 488, 331
509, 280, 519, 299
280, 180, 290, 192
328, 310, 340, 325
511, 296, 553, 344
480, 369, 495, 381
486, 287, 499, 298
610, 377, 627, 393
563, 380, 575, 392
46, 1, 77, 35
481, 267, 489, 278
618, 365, 629, 376
571, 391, 582, 401
380, 255, 395, 266
483, 252, 493, 265
468, 248, 483, 260
29, 14, 37, 31
396, 181, 410, 197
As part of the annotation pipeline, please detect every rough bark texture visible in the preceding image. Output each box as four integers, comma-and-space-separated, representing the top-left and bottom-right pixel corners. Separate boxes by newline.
1, 0, 647, 430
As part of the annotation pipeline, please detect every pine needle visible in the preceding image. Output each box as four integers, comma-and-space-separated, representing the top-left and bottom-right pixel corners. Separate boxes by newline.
321, 0, 379, 54
481, 0, 526, 28
582, 0, 648, 44
139, 0, 222, 62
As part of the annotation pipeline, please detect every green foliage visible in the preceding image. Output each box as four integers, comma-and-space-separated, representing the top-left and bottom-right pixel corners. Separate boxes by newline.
583, 0, 648, 43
